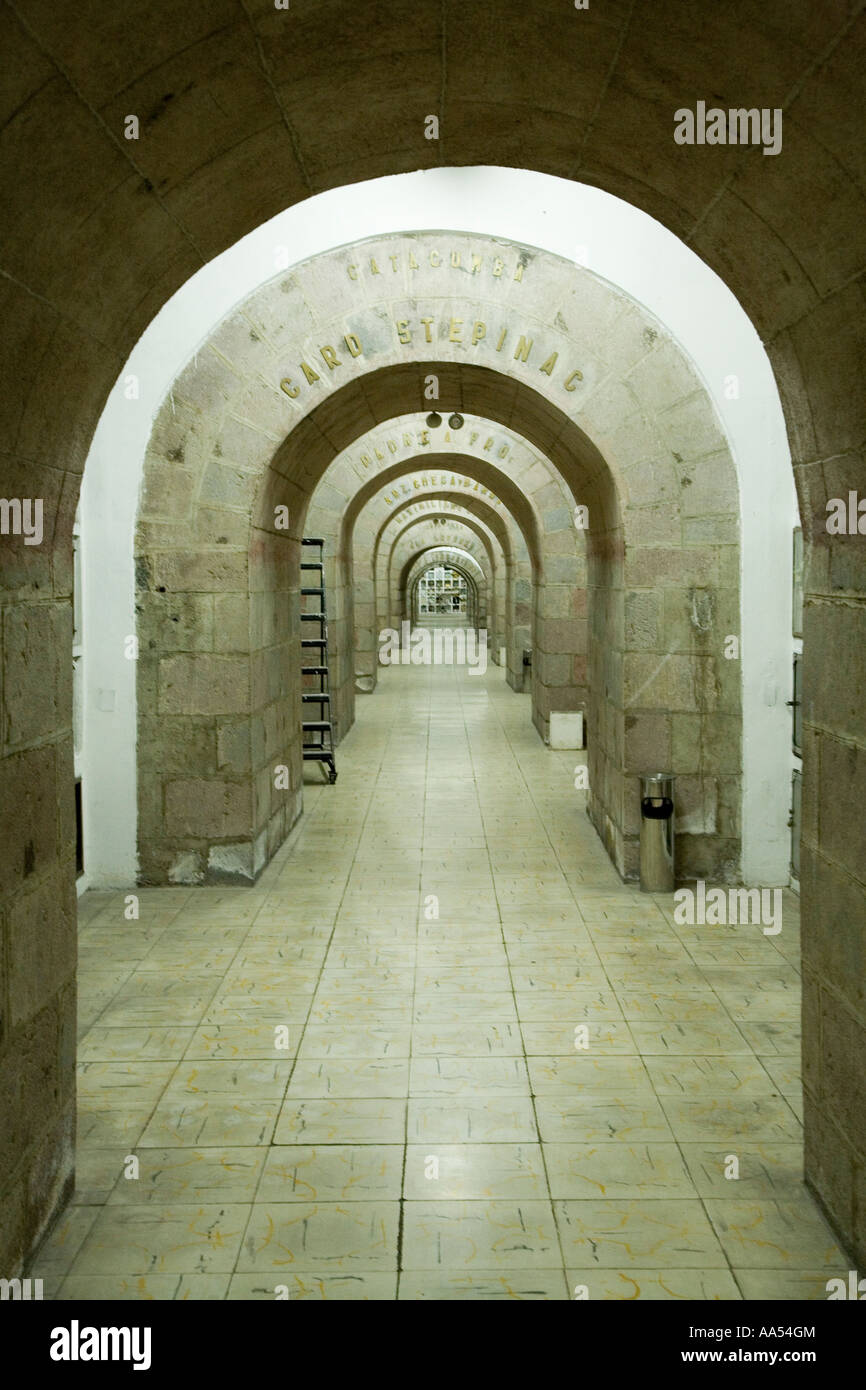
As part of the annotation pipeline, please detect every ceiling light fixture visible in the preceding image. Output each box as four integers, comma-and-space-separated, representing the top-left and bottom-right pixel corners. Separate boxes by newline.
426, 411, 442, 428
449, 413, 464, 429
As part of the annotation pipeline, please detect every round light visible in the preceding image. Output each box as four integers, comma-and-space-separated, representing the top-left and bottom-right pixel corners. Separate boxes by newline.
449, 412, 464, 429
426, 411, 442, 428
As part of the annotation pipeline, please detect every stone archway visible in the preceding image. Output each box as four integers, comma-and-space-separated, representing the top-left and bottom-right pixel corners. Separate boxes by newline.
357, 484, 521, 690
395, 527, 490, 626
304, 436, 538, 718
387, 515, 495, 622
3, 1, 864, 1277
405, 546, 485, 629
377, 502, 512, 670
132, 234, 742, 893
301, 408, 582, 720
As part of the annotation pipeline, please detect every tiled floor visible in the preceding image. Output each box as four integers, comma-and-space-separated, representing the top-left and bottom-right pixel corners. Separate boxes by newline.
42, 659, 848, 1299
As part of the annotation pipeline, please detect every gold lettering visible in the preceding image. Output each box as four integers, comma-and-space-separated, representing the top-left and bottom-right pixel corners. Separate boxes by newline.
387, 439, 397, 454
409, 252, 419, 270
375, 448, 385, 462
403, 433, 412, 447
279, 377, 299, 398
564, 369, 584, 391
483, 437, 494, 451
469, 432, 479, 445
389, 255, 399, 272
514, 262, 524, 282
539, 351, 558, 376
344, 333, 363, 357
347, 265, 358, 281
396, 320, 412, 345
449, 318, 463, 343
450, 251, 461, 268
301, 361, 320, 384
471, 321, 486, 345
420, 317, 434, 343
429, 250, 441, 267
492, 257, 504, 277
370, 258, 381, 274
513, 336, 533, 363
361, 453, 372, 468
320, 345, 341, 370
471, 255, 482, 274
420, 430, 429, 445
495, 328, 507, 352
498, 445, 509, 459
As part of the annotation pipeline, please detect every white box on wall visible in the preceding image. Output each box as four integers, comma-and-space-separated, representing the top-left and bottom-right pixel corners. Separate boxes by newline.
549, 711, 584, 749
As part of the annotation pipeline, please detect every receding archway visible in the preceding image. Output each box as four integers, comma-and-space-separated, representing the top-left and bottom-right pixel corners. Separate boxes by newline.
388, 517, 495, 626
136, 357, 739, 901
10, 47, 862, 1265
406, 550, 483, 628
357, 484, 522, 695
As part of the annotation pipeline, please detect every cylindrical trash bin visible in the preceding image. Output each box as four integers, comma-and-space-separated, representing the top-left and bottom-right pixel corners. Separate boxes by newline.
639, 773, 675, 892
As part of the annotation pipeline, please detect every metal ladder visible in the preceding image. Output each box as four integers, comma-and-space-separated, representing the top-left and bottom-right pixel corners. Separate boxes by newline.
300, 537, 337, 783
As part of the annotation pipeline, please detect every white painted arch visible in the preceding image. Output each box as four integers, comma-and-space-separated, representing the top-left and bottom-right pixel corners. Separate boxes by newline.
80, 167, 796, 887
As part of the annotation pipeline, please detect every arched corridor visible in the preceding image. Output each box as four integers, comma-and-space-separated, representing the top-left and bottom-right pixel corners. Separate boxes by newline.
45, 659, 831, 1299
1, 2, 864, 1315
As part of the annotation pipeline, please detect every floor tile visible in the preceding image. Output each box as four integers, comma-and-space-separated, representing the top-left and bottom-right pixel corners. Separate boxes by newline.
274, 1098, 407, 1145
527, 1056, 652, 1094
107, 1148, 265, 1204
543, 1143, 696, 1199
679, 1143, 805, 1197
704, 1198, 846, 1267
566, 1268, 741, 1300
78, 1027, 196, 1062
554, 1199, 727, 1267
257, 1145, 403, 1202
398, 1270, 569, 1299
409, 1057, 530, 1095
139, 1096, 281, 1147
659, 1095, 802, 1142
402, 1200, 559, 1268
285, 1059, 410, 1098
407, 1097, 538, 1143
403, 1144, 546, 1199
227, 1272, 397, 1299
237, 1202, 399, 1271
58, 1274, 231, 1300
536, 1095, 673, 1143
69, 1205, 249, 1274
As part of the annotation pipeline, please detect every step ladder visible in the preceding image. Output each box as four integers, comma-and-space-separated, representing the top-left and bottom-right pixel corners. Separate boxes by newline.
300, 538, 337, 784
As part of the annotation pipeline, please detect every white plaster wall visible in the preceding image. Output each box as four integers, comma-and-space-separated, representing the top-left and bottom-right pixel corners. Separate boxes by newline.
80, 167, 797, 888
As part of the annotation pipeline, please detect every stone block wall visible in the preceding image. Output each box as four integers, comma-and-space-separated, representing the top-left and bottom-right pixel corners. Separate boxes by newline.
792, 429, 866, 1266
0, 567, 78, 1274
506, 566, 533, 692
619, 537, 741, 882
587, 526, 625, 872
252, 530, 301, 870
